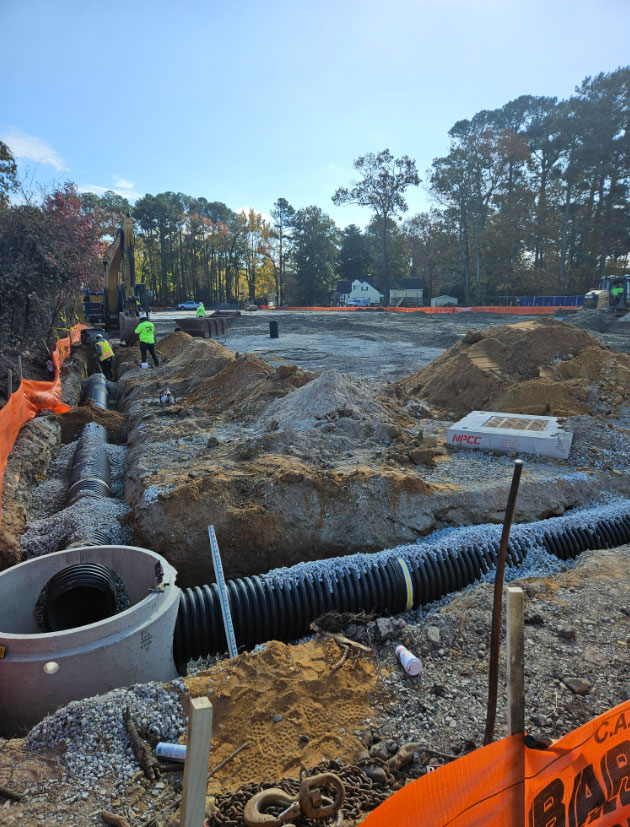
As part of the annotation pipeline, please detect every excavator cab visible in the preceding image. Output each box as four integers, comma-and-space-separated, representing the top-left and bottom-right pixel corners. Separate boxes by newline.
583, 274, 630, 313
104, 215, 150, 343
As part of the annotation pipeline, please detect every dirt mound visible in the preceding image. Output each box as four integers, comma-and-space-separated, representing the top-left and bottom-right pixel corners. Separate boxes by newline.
56, 401, 125, 444
262, 369, 405, 431
186, 639, 378, 793
186, 353, 315, 419
397, 318, 630, 417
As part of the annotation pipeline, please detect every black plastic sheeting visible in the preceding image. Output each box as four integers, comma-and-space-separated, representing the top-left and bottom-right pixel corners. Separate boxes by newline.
66, 423, 112, 506
173, 509, 630, 670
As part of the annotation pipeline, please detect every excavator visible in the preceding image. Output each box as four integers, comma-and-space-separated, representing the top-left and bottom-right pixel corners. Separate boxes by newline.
103, 215, 149, 342
583, 274, 630, 313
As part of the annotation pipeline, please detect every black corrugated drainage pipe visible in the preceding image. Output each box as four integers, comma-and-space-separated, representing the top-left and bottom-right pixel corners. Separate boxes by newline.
83, 373, 108, 410
172, 504, 630, 671
66, 422, 112, 506
43, 563, 118, 631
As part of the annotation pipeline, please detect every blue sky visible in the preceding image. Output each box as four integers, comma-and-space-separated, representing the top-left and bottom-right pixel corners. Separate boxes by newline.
2, 0, 629, 228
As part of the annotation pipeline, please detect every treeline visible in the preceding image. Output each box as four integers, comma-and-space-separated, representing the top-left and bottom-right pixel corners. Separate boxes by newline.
1, 66, 628, 324
78, 67, 630, 306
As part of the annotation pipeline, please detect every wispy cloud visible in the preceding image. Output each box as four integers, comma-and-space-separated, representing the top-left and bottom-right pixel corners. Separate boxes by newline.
2, 129, 68, 171
113, 176, 134, 190
78, 180, 142, 201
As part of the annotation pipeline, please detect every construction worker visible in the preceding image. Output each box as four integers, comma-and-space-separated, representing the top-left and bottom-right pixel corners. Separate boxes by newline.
196, 301, 206, 317
135, 316, 159, 368
94, 334, 114, 380
611, 283, 624, 307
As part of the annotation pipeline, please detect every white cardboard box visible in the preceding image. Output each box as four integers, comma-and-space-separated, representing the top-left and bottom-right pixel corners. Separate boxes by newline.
447, 411, 573, 459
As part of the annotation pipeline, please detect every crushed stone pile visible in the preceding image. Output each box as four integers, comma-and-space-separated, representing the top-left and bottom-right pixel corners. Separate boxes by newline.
186, 638, 377, 792
25, 682, 185, 802
261, 368, 404, 432
397, 318, 630, 418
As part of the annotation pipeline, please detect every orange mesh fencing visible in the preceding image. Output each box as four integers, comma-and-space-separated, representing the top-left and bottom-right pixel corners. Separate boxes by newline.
260, 305, 577, 315
0, 324, 85, 532
362, 699, 630, 826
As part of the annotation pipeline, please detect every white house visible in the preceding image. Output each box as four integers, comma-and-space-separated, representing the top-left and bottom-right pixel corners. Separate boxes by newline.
346, 279, 384, 306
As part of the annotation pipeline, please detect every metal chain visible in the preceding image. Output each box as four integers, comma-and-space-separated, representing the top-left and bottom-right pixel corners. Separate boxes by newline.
207, 758, 396, 826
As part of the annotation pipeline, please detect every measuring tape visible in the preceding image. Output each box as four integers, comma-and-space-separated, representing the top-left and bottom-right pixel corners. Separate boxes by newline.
208, 525, 238, 658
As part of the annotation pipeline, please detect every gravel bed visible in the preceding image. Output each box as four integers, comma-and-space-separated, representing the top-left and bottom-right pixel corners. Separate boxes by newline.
22, 436, 131, 556
25, 682, 186, 803
22, 497, 131, 557
28, 441, 77, 521
262, 498, 630, 595
355, 544, 630, 769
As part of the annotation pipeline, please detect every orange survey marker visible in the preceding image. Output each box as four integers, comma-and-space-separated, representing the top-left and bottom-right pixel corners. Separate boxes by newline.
0, 324, 85, 532
362, 699, 630, 826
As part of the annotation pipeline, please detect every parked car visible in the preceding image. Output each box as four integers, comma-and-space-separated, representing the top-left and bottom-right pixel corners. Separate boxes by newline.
346, 298, 371, 307
177, 300, 200, 310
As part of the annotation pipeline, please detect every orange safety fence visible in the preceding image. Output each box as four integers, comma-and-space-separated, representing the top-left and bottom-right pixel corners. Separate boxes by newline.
362, 698, 630, 826
260, 305, 578, 315
0, 324, 85, 532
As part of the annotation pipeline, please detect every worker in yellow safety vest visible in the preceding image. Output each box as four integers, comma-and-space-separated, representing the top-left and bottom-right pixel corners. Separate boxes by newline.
196, 301, 206, 317
94, 334, 114, 380
135, 317, 159, 368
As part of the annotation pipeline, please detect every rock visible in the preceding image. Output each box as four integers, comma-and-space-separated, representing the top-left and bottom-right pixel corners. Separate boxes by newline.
267, 420, 279, 432
557, 627, 576, 641
364, 764, 388, 785
462, 330, 483, 345
280, 471, 304, 484
275, 365, 298, 380
375, 616, 406, 643
426, 626, 441, 646
408, 448, 437, 468
369, 742, 389, 761
524, 612, 544, 626
206, 437, 219, 448
272, 714, 283, 723
563, 677, 591, 695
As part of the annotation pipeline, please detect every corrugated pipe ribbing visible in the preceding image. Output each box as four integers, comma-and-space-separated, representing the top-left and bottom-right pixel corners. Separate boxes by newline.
66, 423, 112, 506
173, 504, 630, 670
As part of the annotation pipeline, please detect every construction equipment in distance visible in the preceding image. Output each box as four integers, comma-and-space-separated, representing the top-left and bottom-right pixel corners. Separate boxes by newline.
103, 215, 149, 343
82, 288, 106, 324
583, 274, 630, 313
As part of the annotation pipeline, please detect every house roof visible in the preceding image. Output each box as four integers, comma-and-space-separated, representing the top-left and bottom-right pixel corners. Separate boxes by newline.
336, 280, 352, 293
397, 278, 423, 290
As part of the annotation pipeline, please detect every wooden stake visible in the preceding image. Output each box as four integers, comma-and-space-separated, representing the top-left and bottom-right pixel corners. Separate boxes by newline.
506, 586, 525, 735
17, 355, 22, 384
7, 369, 12, 399
180, 697, 213, 827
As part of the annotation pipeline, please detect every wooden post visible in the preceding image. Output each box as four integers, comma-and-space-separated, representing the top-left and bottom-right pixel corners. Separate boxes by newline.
17, 356, 22, 385
506, 586, 525, 735
7, 369, 12, 399
180, 697, 213, 827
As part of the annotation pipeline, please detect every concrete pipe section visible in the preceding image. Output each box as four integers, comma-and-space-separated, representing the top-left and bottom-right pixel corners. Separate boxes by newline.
0, 545, 181, 735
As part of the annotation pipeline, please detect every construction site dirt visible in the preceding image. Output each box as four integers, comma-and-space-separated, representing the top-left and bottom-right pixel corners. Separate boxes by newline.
1, 308, 630, 825
117, 311, 630, 585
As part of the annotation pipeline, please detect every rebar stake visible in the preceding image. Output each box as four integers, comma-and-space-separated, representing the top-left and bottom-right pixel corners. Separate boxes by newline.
483, 459, 523, 746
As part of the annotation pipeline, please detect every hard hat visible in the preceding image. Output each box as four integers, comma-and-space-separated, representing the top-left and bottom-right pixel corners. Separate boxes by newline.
96, 333, 104, 340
